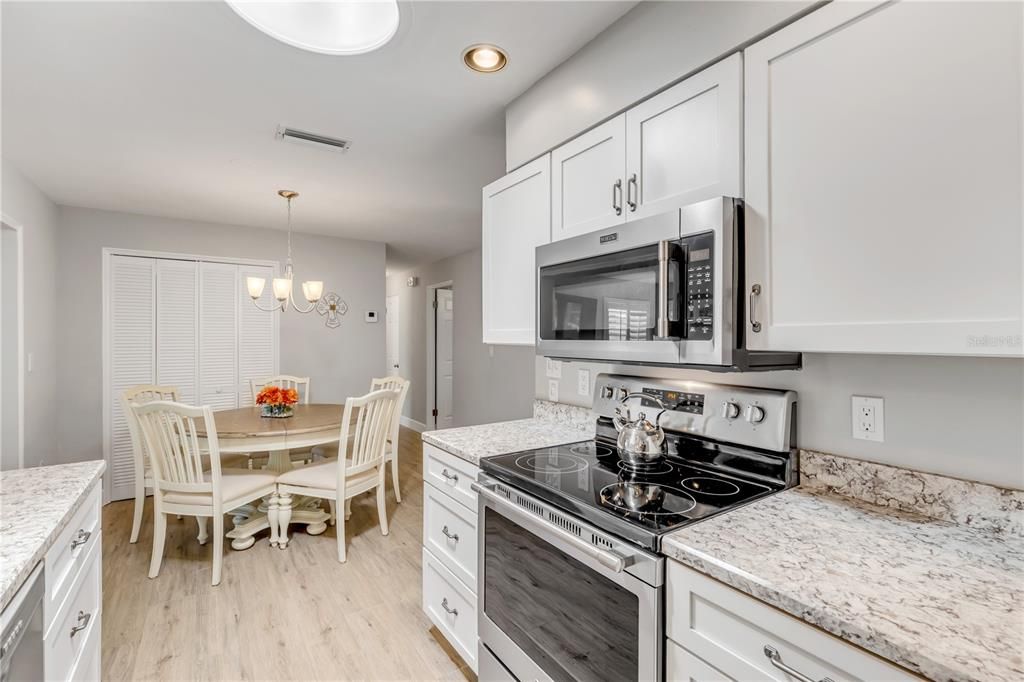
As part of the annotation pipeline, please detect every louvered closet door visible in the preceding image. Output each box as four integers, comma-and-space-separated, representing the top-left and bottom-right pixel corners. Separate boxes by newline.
108, 255, 155, 501
199, 262, 239, 410
156, 260, 198, 404
237, 264, 277, 406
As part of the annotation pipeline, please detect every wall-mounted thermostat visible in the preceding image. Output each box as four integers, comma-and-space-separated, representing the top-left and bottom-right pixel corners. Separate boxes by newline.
406, 276, 419, 287
365, 311, 379, 323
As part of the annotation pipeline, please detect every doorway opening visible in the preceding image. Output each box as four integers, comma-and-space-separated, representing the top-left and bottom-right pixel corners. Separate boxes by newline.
426, 281, 453, 430
1, 220, 24, 471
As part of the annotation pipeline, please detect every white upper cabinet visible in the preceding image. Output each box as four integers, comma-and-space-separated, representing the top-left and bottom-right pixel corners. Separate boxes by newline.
625, 53, 742, 219
744, 0, 1023, 356
551, 115, 626, 240
482, 154, 551, 345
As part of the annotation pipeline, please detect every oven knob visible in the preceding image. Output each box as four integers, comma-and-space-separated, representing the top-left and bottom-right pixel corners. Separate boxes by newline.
721, 402, 741, 420
601, 386, 615, 400
745, 405, 766, 424
617, 387, 630, 401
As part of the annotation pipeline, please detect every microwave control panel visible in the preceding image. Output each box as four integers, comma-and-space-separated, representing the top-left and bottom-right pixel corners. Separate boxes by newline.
683, 231, 714, 340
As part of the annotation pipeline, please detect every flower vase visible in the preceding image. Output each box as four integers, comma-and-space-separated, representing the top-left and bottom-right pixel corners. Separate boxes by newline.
260, 404, 294, 418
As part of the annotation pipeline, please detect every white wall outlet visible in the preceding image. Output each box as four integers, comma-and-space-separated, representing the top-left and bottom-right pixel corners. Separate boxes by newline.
545, 358, 562, 379
577, 369, 591, 396
852, 396, 885, 442
547, 379, 559, 402
27, 352, 33, 373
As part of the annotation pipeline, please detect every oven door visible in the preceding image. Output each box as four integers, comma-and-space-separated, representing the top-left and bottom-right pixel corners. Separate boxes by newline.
536, 209, 683, 364
474, 477, 663, 682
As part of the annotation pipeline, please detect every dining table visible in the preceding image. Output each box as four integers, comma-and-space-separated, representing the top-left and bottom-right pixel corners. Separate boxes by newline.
195, 403, 345, 550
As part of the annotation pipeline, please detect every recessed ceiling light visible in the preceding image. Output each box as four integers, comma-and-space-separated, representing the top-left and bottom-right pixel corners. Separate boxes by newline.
226, 0, 400, 56
463, 44, 508, 73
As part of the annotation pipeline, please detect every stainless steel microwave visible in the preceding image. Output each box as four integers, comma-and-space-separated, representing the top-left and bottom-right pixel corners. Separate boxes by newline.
536, 197, 800, 371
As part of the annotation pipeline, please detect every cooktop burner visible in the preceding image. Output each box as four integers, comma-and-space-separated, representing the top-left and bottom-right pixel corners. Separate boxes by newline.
481, 438, 783, 550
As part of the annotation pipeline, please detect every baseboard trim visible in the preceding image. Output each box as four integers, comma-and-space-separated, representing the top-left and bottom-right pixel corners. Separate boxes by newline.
400, 416, 427, 433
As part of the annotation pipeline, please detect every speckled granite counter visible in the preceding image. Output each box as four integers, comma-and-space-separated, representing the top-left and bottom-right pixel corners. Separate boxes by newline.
0, 460, 106, 611
663, 452, 1024, 682
421, 400, 593, 465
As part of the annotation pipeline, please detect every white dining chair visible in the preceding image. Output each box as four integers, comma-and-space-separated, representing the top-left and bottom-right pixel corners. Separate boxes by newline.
121, 384, 179, 544
133, 400, 277, 586
311, 376, 410, 502
271, 387, 400, 562
247, 375, 312, 469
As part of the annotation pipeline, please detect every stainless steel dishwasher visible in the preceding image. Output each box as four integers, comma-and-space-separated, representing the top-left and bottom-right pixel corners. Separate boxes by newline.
0, 563, 44, 682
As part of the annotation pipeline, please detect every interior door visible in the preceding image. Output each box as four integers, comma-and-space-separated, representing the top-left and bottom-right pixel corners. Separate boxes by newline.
155, 259, 198, 405
198, 261, 239, 410
435, 288, 454, 429
625, 53, 742, 219
551, 115, 627, 240
386, 295, 400, 376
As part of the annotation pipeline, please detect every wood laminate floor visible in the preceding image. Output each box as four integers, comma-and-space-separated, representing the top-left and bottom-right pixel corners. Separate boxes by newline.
101, 428, 473, 681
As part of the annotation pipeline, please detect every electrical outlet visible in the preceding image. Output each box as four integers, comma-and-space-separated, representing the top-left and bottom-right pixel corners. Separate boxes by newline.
545, 358, 562, 379
852, 396, 885, 442
547, 379, 559, 402
577, 369, 591, 396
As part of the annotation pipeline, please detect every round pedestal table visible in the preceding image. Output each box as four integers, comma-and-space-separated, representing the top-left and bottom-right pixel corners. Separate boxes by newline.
195, 404, 343, 550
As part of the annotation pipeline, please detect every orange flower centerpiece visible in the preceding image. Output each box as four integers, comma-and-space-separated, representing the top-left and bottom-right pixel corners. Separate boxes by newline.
256, 385, 299, 418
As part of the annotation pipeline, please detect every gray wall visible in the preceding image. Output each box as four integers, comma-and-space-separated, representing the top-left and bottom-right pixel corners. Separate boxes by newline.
56, 206, 386, 465
1, 159, 60, 468
537, 355, 1024, 490
2, 226, 19, 469
387, 248, 534, 429
504, 0, 817, 170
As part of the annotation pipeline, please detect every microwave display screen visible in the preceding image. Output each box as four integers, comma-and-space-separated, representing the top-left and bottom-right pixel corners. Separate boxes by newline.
689, 248, 710, 261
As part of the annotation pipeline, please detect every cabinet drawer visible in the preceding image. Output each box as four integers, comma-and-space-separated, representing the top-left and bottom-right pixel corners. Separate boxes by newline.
45, 534, 102, 682
45, 485, 101, 629
666, 639, 733, 682
422, 547, 477, 673
666, 562, 918, 682
423, 483, 478, 591
423, 444, 479, 512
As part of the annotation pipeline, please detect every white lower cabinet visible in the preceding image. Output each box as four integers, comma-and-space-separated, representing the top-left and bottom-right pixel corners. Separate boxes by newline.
44, 484, 103, 682
666, 561, 919, 682
421, 445, 480, 673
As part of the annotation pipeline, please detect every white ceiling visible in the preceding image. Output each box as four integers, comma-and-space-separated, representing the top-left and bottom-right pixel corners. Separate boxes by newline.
1, 1, 634, 271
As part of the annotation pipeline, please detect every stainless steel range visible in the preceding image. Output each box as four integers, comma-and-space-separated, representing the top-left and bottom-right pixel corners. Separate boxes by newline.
474, 374, 797, 682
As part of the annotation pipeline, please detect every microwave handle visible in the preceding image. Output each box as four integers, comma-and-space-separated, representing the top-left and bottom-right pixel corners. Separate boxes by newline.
656, 240, 682, 340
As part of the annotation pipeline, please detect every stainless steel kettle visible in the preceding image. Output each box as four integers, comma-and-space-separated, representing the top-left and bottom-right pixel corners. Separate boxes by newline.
613, 392, 667, 463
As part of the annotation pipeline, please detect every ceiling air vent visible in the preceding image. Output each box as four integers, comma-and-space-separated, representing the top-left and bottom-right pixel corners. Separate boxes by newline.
275, 125, 351, 153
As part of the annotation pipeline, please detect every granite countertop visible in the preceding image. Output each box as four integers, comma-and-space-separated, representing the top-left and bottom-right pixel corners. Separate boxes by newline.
422, 413, 593, 465
0, 460, 106, 611
662, 485, 1024, 682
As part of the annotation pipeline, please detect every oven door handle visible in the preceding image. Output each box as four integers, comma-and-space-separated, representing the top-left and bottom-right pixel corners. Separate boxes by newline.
472, 481, 628, 573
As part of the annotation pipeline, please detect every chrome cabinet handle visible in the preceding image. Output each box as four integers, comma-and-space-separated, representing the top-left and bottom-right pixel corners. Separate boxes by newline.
440, 469, 458, 483
70, 611, 92, 639
749, 284, 763, 333
440, 598, 458, 617
626, 173, 638, 212
763, 645, 834, 682
440, 525, 459, 543
71, 529, 92, 550
612, 179, 623, 215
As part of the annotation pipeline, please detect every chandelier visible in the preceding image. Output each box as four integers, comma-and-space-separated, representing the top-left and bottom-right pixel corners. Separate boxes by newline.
246, 190, 324, 313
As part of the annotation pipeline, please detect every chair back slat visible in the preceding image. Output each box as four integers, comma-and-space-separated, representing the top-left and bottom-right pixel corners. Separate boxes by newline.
250, 375, 311, 404
133, 401, 221, 494
338, 389, 399, 484
370, 376, 410, 446
121, 385, 180, 476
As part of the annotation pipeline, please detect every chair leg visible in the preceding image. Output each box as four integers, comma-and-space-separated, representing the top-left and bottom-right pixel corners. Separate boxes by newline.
211, 514, 224, 587
328, 500, 336, 526
149, 510, 167, 579
130, 478, 145, 544
278, 493, 292, 549
376, 484, 389, 536
197, 516, 209, 545
390, 454, 402, 504
344, 498, 352, 521
336, 497, 347, 563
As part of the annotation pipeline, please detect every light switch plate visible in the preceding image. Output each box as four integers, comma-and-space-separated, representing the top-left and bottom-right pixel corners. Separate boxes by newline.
852, 396, 885, 442
545, 358, 562, 379
577, 369, 591, 396
548, 379, 559, 402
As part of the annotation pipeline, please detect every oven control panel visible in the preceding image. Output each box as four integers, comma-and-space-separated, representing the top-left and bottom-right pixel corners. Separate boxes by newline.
640, 387, 705, 415
683, 231, 714, 340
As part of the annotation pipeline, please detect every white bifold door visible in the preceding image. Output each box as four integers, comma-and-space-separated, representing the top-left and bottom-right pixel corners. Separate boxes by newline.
106, 254, 277, 501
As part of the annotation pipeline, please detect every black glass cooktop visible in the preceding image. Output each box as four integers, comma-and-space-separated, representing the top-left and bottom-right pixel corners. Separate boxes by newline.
481, 439, 782, 551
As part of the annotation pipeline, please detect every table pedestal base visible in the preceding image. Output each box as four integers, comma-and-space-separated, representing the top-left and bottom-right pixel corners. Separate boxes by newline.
223, 449, 332, 550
